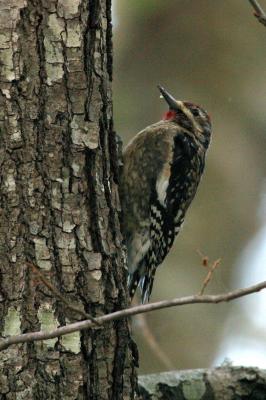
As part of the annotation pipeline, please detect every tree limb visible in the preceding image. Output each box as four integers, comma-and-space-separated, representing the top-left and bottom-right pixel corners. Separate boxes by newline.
1, 280, 265, 351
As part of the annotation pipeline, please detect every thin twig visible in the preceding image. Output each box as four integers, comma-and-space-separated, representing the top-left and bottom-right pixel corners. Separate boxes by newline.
199, 258, 221, 295
1, 280, 265, 351
248, 0, 266, 26
196, 250, 221, 295
26, 262, 101, 326
196, 249, 209, 267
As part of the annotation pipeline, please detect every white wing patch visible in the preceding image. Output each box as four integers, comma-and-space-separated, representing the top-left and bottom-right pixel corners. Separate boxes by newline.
155, 139, 174, 207
156, 174, 169, 206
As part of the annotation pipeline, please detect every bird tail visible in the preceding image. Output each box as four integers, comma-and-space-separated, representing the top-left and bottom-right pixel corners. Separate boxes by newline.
128, 267, 155, 304
139, 267, 155, 303
127, 270, 140, 300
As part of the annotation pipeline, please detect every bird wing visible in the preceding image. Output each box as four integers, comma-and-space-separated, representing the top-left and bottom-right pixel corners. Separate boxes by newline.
140, 133, 195, 302
126, 126, 200, 303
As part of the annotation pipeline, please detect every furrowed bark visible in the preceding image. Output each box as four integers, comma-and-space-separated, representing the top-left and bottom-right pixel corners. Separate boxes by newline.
0, 1, 137, 398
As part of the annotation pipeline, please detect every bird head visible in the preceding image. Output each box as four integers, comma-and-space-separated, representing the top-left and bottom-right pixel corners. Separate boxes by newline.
158, 85, 211, 148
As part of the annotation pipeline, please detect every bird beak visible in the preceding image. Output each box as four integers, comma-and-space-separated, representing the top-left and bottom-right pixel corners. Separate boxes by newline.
158, 85, 180, 110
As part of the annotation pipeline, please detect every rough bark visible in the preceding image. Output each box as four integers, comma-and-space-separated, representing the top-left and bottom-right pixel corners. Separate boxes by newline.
138, 366, 266, 400
0, 1, 137, 399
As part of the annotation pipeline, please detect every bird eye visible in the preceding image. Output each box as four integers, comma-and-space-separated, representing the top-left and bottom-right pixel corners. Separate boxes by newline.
192, 108, 200, 117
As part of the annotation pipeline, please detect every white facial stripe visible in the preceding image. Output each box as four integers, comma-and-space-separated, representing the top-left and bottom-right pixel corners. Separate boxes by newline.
177, 101, 203, 133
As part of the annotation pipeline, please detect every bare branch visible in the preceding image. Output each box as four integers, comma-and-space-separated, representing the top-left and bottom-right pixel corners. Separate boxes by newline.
1, 280, 265, 351
248, 0, 266, 26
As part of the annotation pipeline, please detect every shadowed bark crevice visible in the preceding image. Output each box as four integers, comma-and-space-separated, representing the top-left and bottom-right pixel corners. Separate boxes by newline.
0, 1, 137, 398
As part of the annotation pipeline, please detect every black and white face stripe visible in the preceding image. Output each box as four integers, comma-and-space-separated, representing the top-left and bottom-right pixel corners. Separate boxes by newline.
158, 85, 211, 150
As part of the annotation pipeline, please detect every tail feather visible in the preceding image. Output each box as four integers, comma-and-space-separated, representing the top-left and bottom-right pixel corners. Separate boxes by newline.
140, 267, 155, 303
128, 270, 141, 300
128, 268, 156, 304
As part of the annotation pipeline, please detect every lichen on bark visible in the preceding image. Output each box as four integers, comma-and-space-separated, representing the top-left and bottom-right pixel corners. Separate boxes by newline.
138, 367, 266, 400
0, 1, 137, 398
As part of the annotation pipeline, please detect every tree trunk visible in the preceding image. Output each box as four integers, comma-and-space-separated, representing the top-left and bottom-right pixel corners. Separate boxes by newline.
0, 1, 137, 398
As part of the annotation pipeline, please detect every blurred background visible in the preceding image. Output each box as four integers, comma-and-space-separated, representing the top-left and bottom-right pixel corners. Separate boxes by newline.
112, 0, 266, 374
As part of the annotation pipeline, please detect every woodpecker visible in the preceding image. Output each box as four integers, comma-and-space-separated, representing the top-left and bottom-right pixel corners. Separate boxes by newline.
121, 85, 211, 303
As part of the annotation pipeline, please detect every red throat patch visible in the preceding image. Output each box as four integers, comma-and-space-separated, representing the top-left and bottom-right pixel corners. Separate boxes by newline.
163, 110, 176, 120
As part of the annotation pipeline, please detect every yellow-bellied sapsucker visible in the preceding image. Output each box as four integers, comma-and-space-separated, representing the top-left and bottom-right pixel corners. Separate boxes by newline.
122, 85, 211, 303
